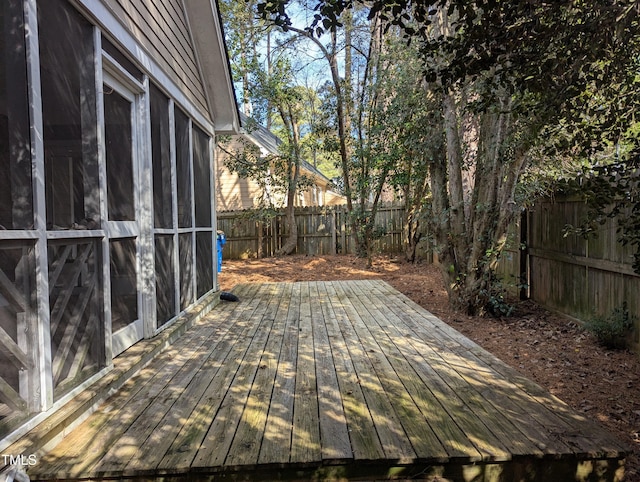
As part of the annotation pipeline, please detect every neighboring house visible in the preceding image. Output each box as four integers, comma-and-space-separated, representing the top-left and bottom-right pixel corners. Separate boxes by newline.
216, 113, 345, 211
0, 0, 239, 446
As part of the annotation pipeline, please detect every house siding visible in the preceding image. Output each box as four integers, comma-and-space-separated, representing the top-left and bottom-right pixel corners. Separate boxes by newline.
102, 0, 209, 116
215, 139, 264, 211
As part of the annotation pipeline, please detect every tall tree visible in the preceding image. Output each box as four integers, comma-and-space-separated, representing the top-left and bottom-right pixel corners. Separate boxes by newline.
262, 62, 308, 255
258, 0, 640, 314
273, 6, 401, 265
369, 36, 442, 262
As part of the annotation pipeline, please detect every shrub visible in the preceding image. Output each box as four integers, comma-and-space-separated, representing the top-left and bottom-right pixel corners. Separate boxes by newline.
584, 303, 635, 349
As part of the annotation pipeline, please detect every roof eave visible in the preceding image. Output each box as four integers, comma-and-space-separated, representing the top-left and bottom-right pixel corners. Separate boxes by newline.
183, 0, 240, 135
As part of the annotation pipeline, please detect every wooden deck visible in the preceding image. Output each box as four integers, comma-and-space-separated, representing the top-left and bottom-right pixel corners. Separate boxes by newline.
28, 281, 626, 481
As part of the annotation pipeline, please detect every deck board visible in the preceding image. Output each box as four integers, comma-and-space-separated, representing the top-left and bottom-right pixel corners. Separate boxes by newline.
258, 283, 298, 465
29, 280, 628, 481
310, 282, 353, 462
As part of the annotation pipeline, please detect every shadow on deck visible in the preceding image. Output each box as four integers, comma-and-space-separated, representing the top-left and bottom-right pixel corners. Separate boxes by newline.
21, 281, 628, 481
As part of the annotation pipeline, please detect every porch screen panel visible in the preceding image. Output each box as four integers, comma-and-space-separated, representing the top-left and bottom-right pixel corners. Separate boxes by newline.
175, 108, 192, 228
150, 83, 172, 229
0, 242, 35, 423
0, 0, 32, 230
109, 238, 138, 333
104, 89, 135, 221
38, 0, 99, 230
193, 125, 212, 227
154, 234, 175, 326
196, 232, 213, 298
48, 239, 103, 399
179, 233, 193, 310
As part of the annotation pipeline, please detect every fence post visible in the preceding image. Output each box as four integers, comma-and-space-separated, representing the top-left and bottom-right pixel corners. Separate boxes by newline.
257, 221, 263, 259
341, 206, 347, 254
331, 210, 337, 255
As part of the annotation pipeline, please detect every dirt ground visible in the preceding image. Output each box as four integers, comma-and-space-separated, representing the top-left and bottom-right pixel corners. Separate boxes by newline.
219, 254, 640, 481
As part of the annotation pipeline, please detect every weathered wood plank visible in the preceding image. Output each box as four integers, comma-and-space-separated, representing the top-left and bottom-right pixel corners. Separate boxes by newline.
225, 283, 293, 466
52, 279, 96, 384
364, 279, 624, 457
344, 281, 458, 462
127, 285, 263, 473
38, 286, 259, 478
47, 244, 73, 296
0, 375, 27, 412
191, 283, 285, 468
258, 283, 299, 464
383, 298, 543, 458
309, 282, 352, 462
320, 282, 385, 461
93, 298, 249, 476
29, 280, 627, 482
290, 282, 321, 464
330, 281, 417, 462
354, 281, 490, 461
0, 266, 28, 311
65, 310, 99, 383
354, 281, 513, 461
157, 283, 275, 471
0, 324, 30, 371
49, 243, 92, 336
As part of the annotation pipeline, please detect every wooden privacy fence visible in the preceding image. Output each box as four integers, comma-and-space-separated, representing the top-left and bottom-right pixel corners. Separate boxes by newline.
495, 197, 640, 351
217, 204, 405, 259
528, 198, 640, 346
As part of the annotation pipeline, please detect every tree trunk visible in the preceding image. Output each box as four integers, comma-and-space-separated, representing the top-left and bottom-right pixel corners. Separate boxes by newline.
434, 88, 528, 316
403, 205, 422, 263
275, 104, 302, 257
276, 197, 298, 255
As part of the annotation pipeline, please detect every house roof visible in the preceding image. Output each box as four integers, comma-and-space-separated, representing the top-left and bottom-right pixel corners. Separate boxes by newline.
240, 113, 282, 154
239, 112, 331, 183
183, 0, 240, 135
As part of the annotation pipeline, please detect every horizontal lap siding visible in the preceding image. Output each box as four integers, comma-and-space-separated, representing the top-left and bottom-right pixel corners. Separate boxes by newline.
103, 0, 208, 115
215, 141, 264, 211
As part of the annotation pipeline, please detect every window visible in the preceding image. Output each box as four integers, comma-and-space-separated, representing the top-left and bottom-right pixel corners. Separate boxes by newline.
39, 0, 99, 230
48, 239, 103, 398
0, 241, 35, 418
179, 233, 193, 310
109, 238, 138, 333
0, 0, 32, 230
196, 232, 213, 297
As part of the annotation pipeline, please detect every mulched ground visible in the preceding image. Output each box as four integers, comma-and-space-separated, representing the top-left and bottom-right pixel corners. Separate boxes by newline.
219, 253, 640, 481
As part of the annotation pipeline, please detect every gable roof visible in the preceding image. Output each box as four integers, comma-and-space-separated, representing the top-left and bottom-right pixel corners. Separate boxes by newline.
239, 113, 281, 154
239, 113, 331, 183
